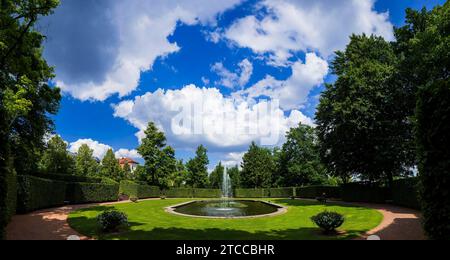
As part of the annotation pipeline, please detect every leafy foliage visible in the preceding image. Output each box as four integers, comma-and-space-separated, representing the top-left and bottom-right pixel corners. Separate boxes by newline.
0, 0, 61, 238
186, 145, 209, 188
316, 35, 415, 186
75, 144, 99, 177
39, 135, 75, 175
417, 81, 450, 240
311, 211, 345, 234
209, 162, 224, 189
276, 124, 328, 187
101, 149, 124, 181
16, 175, 66, 213
137, 122, 177, 188
97, 210, 128, 233
241, 142, 275, 188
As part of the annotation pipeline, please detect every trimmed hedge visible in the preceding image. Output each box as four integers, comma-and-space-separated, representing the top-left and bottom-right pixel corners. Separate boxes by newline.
296, 186, 341, 199
341, 183, 389, 203
235, 188, 266, 198
193, 189, 222, 198
119, 181, 160, 199
16, 175, 66, 213
65, 182, 119, 204
416, 80, 450, 240
392, 178, 420, 210
164, 188, 194, 198
267, 188, 295, 198
34, 173, 103, 183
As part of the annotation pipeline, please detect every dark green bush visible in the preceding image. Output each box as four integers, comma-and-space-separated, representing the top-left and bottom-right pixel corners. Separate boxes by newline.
119, 181, 160, 199
65, 182, 119, 204
193, 189, 221, 198
296, 186, 341, 199
0, 165, 17, 238
16, 175, 66, 213
392, 178, 420, 210
97, 210, 128, 232
311, 211, 345, 234
341, 183, 389, 203
416, 80, 450, 240
234, 188, 266, 198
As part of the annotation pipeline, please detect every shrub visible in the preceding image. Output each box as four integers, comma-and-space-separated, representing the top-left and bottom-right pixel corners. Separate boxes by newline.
416, 80, 450, 240
65, 182, 119, 204
296, 186, 341, 199
341, 183, 388, 203
311, 211, 345, 234
392, 178, 420, 210
16, 175, 66, 213
97, 210, 128, 233
119, 181, 160, 199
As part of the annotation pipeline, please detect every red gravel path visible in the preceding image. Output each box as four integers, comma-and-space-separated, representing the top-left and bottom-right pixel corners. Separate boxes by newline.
6, 200, 426, 240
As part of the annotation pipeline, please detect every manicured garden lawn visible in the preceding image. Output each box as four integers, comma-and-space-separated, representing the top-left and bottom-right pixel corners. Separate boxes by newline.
68, 199, 383, 240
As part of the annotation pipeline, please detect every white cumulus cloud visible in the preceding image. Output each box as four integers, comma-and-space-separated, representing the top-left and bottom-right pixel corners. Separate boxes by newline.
233, 53, 329, 110
224, 0, 394, 66
69, 139, 112, 159
113, 84, 313, 151
47, 0, 243, 101
211, 59, 254, 89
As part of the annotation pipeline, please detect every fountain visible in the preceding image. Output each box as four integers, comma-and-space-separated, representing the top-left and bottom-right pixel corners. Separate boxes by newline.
169, 166, 286, 218
222, 167, 233, 198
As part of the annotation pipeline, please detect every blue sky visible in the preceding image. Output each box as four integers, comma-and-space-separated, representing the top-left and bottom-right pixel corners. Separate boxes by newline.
42, 0, 445, 169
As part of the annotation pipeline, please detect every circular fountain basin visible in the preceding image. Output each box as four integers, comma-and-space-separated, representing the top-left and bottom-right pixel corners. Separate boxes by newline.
166, 200, 287, 219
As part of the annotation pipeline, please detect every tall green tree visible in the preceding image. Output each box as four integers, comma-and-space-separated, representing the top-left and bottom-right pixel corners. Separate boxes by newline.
186, 145, 209, 188
75, 144, 99, 177
137, 122, 177, 188
39, 135, 75, 175
0, 0, 60, 238
316, 34, 414, 187
276, 124, 328, 187
100, 149, 123, 181
227, 165, 241, 189
168, 160, 187, 188
241, 142, 275, 188
155, 146, 177, 189
209, 162, 224, 189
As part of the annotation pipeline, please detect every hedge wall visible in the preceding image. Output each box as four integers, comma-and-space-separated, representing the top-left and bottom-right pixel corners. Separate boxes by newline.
267, 188, 295, 198
234, 188, 266, 198
119, 181, 160, 199
296, 186, 341, 199
16, 175, 66, 213
392, 178, 420, 210
65, 182, 119, 204
34, 173, 103, 183
416, 80, 450, 240
164, 188, 194, 198
341, 183, 389, 203
193, 189, 222, 198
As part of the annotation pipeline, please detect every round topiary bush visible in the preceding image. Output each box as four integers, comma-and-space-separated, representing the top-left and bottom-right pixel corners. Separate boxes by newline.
97, 210, 129, 233
311, 211, 345, 234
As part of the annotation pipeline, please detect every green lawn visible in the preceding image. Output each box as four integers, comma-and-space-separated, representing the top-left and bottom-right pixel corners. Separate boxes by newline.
68, 199, 383, 240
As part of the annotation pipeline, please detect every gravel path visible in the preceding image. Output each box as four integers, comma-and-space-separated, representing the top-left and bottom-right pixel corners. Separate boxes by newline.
6, 200, 426, 240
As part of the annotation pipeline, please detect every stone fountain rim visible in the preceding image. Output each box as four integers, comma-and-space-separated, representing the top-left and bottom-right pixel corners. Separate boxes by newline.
165, 199, 288, 219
